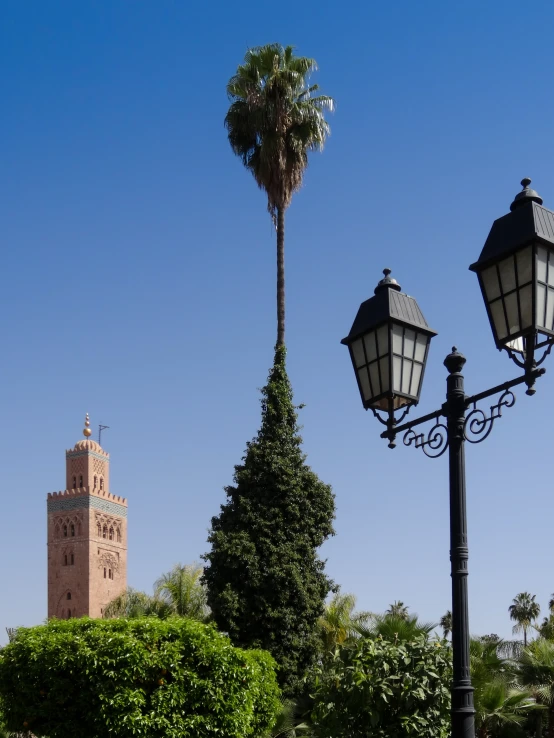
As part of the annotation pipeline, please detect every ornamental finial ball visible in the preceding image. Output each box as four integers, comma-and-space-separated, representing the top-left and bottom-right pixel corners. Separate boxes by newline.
83, 413, 92, 438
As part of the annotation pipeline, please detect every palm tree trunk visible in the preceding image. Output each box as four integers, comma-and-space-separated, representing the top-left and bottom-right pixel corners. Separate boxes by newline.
276, 206, 285, 347
524, 627, 528, 648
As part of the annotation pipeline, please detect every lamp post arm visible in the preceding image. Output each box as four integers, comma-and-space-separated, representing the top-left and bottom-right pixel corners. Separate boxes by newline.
380, 406, 445, 444
380, 366, 545, 449
465, 366, 545, 406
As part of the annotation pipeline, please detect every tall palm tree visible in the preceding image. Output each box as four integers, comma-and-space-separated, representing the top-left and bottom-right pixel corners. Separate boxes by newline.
509, 592, 540, 647
440, 610, 453, 639
225, 44, 334, 346
318, 592, 371, 655
154, 563, 210, 621
385, 601, 409, 620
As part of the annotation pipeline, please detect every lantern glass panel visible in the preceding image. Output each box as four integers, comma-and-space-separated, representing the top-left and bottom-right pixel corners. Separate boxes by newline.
519, 284, 533, 329
353, 325, 391, 406
482, 265, 501, 301
536, 246, 554, 333
364, 331, 377, 362
480, 246, 534, 346
499, 256, 517, 293
352, 338, 365, 369
390, 324, 429, 403
410, 362, 423, 396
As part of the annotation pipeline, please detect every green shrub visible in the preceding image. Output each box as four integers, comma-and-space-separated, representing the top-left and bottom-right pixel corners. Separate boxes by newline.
0, 617, 280, 738
310, 635, 451, 738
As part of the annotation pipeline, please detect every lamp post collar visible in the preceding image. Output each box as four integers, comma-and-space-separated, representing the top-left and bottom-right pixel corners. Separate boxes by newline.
374, 268, 402, 294
510, 178, 543, 211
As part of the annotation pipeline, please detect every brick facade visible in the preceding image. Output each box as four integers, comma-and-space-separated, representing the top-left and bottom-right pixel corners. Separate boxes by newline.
47, 426, 128, 619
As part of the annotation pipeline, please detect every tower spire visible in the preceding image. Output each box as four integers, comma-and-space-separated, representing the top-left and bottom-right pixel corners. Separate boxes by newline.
83, 413, 92, 438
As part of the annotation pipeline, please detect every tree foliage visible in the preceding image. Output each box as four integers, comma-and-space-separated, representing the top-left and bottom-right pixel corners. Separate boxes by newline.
0, 617, 280, 738
310, 635, 451, 738
509, 593, 540, 647
202, 346, 335, 696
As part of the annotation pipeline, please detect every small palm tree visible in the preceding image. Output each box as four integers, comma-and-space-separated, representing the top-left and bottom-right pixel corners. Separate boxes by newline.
103, 587, 171, 619
440, 610, 452, 639
225, 44, 334, 346
518, 638, 554, 738
509, 592, 540, 647
357, 612, 436, 642
264, 699, 313, 737
470, 636, 543, 738
318, 592, 371, 655
154, 563, 210, 620
474, 680, 543, 738
385, 601, 409, 620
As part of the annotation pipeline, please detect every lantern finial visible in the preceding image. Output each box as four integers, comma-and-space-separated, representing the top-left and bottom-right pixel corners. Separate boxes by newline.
374, 268, 402, 294
510, 178, 543, 211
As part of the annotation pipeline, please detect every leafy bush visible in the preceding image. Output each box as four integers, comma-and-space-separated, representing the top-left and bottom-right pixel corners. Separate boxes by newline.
310, 635, 451, 738
0, 617, 280, 738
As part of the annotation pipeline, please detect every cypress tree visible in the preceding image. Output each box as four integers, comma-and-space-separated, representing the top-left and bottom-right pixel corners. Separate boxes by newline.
202, 346, 335, 695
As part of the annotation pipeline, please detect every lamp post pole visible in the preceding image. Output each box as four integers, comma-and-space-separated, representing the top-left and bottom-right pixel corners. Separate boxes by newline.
445, 349, 474, 738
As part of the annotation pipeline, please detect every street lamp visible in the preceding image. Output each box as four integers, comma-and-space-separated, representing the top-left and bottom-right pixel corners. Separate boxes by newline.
470, 178, 554, 393
342, 179, 554, 738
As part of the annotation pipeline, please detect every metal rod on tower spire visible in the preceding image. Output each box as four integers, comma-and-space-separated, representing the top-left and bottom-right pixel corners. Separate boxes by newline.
98, 425, 110, 445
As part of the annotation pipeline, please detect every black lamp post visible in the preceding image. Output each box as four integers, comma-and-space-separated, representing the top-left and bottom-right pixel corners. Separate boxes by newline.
342, 179, 554, 738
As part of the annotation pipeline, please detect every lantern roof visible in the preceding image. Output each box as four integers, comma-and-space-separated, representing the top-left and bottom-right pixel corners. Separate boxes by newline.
470, 179, 554, 272
341, 269, 437, 345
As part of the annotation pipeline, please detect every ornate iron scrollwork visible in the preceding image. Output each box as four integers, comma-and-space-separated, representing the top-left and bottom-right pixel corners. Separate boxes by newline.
403, 420, 449, 458
463, 389, 515, 444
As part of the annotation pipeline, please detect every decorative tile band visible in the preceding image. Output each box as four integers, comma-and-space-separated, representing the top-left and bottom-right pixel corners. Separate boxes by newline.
66, 450, 109, 462
47, 496, 127, 518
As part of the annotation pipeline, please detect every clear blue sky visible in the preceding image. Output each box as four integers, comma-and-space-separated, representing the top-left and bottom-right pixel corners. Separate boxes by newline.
2, 0, 554, 644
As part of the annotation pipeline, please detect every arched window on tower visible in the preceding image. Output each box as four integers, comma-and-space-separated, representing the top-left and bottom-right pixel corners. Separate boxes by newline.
97, 523, 101, 537
102, 525, 107, 539
104, 567, 107, 579
63, 524, 67, 538
72, 476, 76, 489
71, 553, 74, 565
94, 476, 97, 489
79, 475, 83, 488
109, 527, 114, 541
67, 610, 71, 619
70, 523, 75, 537
67, 592, 71, 600
100, 478, 104, 490
116, 528, 121, 543
109, 569, 113, 580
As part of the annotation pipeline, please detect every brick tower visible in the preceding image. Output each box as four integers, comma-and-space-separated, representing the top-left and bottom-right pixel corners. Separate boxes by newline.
47, 414, 128, 619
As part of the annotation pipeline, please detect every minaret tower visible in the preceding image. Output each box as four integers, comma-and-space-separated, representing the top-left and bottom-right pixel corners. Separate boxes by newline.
47, 415, 128, 619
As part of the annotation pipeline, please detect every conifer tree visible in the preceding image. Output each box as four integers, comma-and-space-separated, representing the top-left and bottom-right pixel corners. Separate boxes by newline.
202, 346, 335, 696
